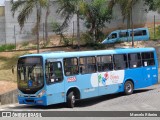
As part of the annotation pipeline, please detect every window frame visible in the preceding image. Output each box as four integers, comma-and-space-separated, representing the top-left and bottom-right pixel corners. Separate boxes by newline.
45, 61, 64, 85
141, 52, 155, 67
63, 57, 79, 76
109, 33, 118, 39
128, 53, 142, 69
97, 55, 113, 72
119, 32, 129, 38
130, 30, 147, 37
113, 54, 128, 70
79, 56, 97, 74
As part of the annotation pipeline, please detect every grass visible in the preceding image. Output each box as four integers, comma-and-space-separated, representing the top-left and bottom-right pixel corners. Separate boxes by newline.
0, 54, 19, 70
0, 44, 16, 52
0, 54, 19, 82
0, 69, 17, 82
0, 52, 31, 82
149, 26, 160, 40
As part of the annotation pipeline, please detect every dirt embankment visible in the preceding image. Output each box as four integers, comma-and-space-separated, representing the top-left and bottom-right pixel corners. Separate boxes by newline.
0, 81, 17, 95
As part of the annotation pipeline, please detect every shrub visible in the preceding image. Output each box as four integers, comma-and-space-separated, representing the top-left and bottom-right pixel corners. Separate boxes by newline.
92, 43, 106, 50
22, 42, 29, 47
0, 44, 16, 52
81, 33, 94, 46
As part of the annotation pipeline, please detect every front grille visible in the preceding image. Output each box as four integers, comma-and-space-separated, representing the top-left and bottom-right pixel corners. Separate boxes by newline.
25, 99, 34, 103
24, 95, 36, 98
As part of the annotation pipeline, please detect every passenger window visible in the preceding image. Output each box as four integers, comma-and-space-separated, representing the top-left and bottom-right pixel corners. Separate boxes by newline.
79, 57, 96, 74
45, 61, 63, 84
142, 30, 147, 35
97, 55, 113, 72
64, 58, 79, 76
113, 54, 128, 70
142, 52, 155, 66
119, 32, 129, 37
130, 30, 146, 36
128, 53, 142, 68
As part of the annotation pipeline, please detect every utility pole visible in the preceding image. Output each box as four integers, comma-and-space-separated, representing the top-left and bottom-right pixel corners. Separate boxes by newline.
14, 25, 16, 50
77, 6, 80, 51
154, 15, 155, 40
131, 1, 134, 48
36, 4, 40, 53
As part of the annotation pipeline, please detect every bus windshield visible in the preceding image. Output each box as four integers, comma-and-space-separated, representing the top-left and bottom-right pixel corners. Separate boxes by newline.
17, 57, 44, 94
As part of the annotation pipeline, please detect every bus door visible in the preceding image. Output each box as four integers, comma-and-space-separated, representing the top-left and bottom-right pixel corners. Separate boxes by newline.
141, 52, 156, 86
45, 59, 65, 104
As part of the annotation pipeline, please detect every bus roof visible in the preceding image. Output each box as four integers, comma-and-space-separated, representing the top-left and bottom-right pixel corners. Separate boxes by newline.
20, 47, 155, 59
112, 27, 148, 33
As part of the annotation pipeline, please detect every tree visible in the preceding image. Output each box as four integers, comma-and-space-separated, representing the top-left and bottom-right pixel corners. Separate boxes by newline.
145, 0, 160, 12
10, 0, 48, 53
57, 0, 82, 49
45, 0, 54, 43
80, 0, 112, 42
109, 0, 141, 47
45, 0, 50, 42
109, 0, 140, 28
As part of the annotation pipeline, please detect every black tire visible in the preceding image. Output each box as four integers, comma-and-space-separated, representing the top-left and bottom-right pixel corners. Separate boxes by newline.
124, 81, 134, 95
67, 91, 75, 108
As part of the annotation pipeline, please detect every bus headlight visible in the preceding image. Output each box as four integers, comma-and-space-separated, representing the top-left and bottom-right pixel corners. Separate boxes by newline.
37, 90, 45, 98
18, 91, 24, 97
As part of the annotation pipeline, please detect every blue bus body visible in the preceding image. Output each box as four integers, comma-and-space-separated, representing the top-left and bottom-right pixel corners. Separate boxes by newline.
17, 48, 158, 107
102, 28, 150, 44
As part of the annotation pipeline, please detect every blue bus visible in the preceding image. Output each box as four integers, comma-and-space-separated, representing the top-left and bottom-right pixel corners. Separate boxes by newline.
17, 47, 158, 108
102, 28, 150, 44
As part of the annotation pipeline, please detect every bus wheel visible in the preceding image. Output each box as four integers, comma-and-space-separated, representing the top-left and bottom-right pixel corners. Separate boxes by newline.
67, 91, 75, 108
124, 81, 134, 95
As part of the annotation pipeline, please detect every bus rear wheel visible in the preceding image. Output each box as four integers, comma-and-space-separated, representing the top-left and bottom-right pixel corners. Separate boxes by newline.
124, 81, 134, 95
67, 91, 75, 108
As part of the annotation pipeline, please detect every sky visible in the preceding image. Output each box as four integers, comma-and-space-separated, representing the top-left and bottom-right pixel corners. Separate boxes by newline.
0, 0, 5, 6
0, 0, 19, 6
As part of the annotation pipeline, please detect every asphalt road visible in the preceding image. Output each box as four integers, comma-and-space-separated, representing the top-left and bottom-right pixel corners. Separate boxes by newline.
0, 84, 160, 119
1, 84, 160, 111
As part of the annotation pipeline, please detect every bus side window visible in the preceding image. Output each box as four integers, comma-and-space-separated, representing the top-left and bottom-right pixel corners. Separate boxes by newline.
119, 32, 129, 38
142, 52, 155, 67
79, 57, 96, 74
97, 55, 113, 72
142, 30, 147, 35
131, 30, 147, 36
64, 58, 79, 76
128, 53, 142, 68
113, 54, 128, 70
